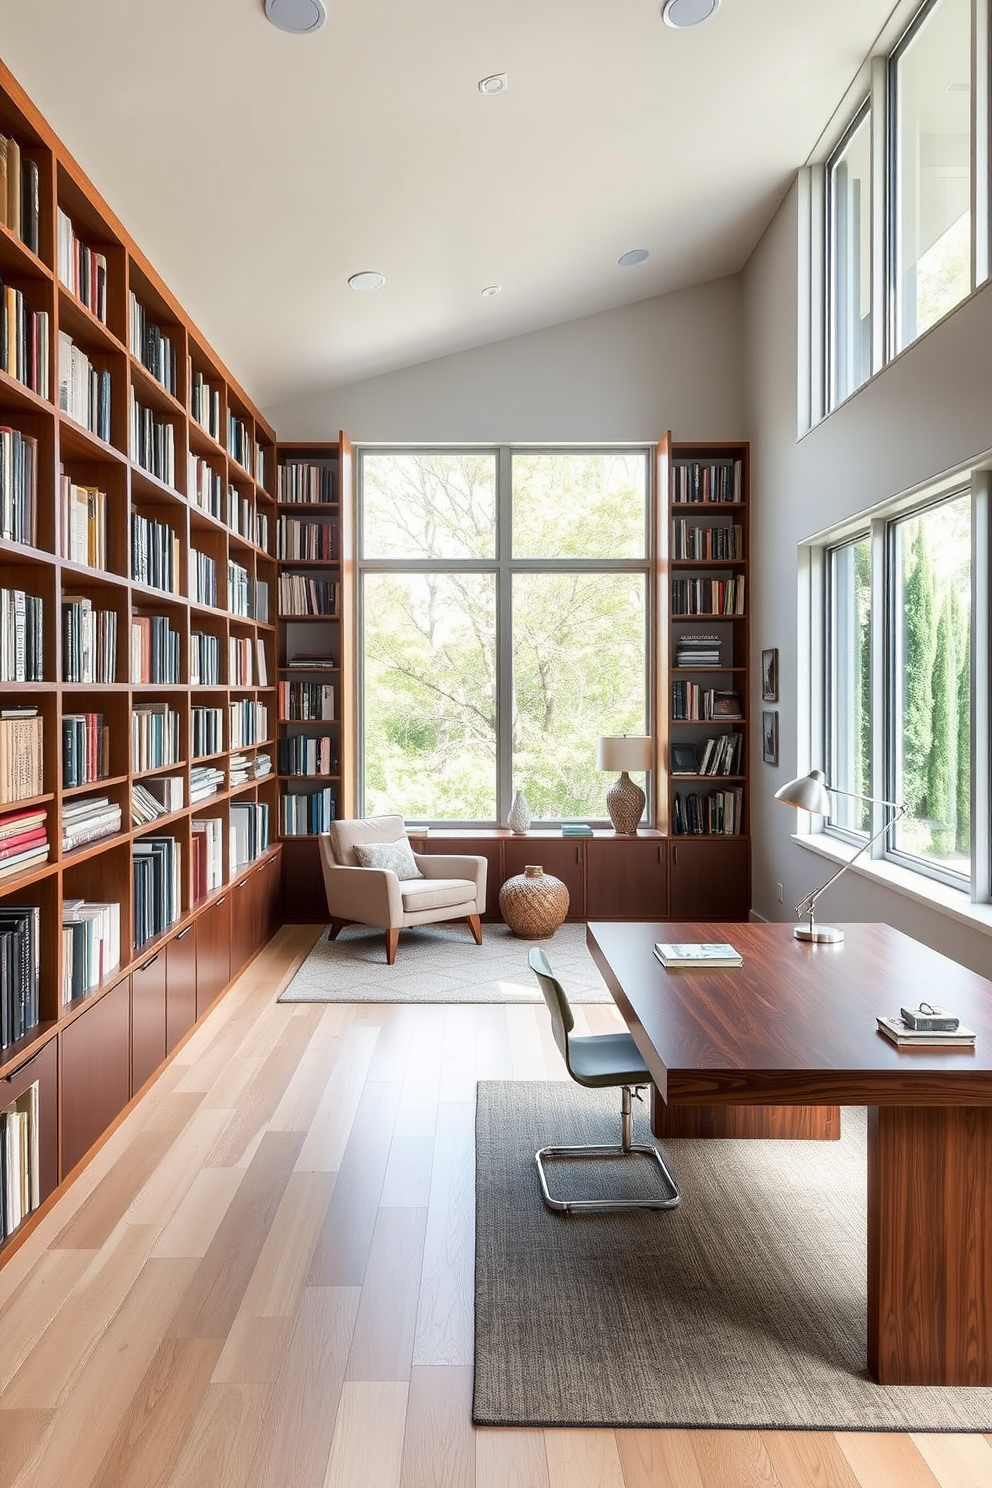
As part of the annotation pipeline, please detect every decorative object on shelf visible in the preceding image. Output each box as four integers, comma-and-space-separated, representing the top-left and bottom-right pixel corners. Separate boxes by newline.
597, 735, 652, 835
499, 865, 570, 939
761, 648, 778, 702
774, 769, 907, 943
762, 710, 778, 765
508, 790, 531, 835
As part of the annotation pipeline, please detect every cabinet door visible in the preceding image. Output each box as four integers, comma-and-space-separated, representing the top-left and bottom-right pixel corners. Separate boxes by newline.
61, 977, 131, 1176
257, 851, 281, 944
1, 1036, 58, 1208
196, 895, 231, 1019
502, 840, 585, 920
586, 838, 667, 919
280, 838, 328, 922
131, 949, 167, 1093
166, 925, 196, 1054
230, 869, 256, 976
668, 838, 750, 921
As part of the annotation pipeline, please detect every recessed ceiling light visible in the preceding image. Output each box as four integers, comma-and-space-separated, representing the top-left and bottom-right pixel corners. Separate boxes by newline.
348, 271, 385, 291
264, 0, 326, 34
478, 73, 508, 95
618, 249, 649, 267
662, 0, 720, 28
481, 285, 501, 297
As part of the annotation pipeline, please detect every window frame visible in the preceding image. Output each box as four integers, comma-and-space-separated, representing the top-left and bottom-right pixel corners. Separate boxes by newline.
826, 101, 873, 411
356, 443, 655, 828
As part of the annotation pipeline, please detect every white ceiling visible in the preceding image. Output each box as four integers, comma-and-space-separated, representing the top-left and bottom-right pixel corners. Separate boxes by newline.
0, 0, 899, 411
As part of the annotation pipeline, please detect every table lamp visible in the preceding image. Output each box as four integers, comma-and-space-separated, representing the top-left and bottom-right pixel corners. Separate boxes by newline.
597, 735, 652, 835
774, 768, 907, 943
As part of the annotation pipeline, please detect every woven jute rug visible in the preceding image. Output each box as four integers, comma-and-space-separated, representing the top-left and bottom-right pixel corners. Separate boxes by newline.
277, 921, 611, 1004
473, 1080, 992, 1430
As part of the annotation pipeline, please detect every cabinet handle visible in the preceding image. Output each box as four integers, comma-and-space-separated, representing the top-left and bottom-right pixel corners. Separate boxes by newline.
659, 847, 664, 865
672, 845, 679, 866
216, 895, 227, 906
3, 1045, 45, 1082
575, 847, 581, 864
176, 927, 192, 941
139, 953, 160, 972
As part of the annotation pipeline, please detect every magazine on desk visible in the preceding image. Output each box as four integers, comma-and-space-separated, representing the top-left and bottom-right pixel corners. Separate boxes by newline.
653, 941, 742, 969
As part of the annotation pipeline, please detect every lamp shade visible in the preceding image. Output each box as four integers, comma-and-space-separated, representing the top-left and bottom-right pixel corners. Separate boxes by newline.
774, 768, 832, 816
597, 735, 653, 773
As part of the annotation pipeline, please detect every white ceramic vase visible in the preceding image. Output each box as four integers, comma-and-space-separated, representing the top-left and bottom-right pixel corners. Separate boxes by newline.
508, 790, 531, 835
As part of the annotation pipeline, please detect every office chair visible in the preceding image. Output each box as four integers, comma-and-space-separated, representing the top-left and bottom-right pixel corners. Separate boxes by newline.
529, 947, 680, 1213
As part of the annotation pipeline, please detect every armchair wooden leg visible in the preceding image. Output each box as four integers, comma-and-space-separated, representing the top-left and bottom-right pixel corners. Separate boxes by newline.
468, 913, 483, 946
385, 928, 400, 965
328, 918, 353, 941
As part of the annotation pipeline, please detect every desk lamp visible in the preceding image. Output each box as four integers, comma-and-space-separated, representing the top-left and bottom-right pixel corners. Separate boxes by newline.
774, 769, 907, 943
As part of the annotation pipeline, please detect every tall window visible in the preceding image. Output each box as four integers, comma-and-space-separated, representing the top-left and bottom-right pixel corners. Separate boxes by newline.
360, 449, 650, 824
828, 107, 872, 408
826, 536, 871, 833
891, 0, 971, 353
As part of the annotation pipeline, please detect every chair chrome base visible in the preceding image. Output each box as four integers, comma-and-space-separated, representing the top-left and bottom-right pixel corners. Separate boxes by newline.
535, 1085, 680, 1213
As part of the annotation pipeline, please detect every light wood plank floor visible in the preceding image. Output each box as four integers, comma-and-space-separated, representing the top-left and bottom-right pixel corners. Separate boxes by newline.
1, 924, 989, 1488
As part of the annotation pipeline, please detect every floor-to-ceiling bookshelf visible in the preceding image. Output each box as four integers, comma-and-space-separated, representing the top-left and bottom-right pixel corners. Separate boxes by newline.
1, 57, 282, 1261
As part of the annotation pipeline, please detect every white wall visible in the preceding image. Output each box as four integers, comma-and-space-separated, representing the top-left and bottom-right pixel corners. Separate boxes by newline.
264, 278, 744, 444
743, 179, 992, 977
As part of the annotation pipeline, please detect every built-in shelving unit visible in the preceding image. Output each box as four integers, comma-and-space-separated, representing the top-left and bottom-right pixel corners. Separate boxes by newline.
1, 57, 282, 1263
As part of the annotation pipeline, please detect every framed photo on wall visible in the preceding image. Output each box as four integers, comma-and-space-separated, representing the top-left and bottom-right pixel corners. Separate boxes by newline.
762, 710, 778, 765
761, 648, 778, 702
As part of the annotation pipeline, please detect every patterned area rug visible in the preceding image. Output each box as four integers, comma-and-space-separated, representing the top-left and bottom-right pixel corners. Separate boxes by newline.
474, 1082, 992, 1430
277, 920, 612, 1004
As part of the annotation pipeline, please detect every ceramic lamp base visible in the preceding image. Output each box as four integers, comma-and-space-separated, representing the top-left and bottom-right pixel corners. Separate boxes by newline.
606, 771, 645, 835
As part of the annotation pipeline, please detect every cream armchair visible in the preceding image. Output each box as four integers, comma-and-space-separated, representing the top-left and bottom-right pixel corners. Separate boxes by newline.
318, 815, 487, 965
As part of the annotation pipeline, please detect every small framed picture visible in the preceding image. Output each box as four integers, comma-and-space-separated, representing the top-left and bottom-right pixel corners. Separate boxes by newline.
670, 742, 699, 775
761, 648, 778, 702
762, 710, 778, 766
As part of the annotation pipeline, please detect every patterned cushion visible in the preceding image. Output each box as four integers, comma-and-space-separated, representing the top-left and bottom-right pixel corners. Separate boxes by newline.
353, 838, 424, 880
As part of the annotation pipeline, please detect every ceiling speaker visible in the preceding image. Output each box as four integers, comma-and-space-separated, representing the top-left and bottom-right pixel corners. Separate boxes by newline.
264, 0, 326, 34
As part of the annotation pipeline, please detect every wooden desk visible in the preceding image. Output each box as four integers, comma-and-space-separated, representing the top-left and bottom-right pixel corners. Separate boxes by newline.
587, 919, 992, 1387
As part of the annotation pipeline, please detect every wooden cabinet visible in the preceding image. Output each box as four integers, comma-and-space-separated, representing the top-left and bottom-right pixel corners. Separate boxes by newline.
131, 948, 167, 1093
230, 869, 257, 975
587, 837, 668, 920
668, 838, 750, 921
196, 894, 231, 1018
503, 838, 586, 920
413, 835, 504, 923
61, 978, 131, 1176
166, 925, 197, 1053
280, 837, 328, 922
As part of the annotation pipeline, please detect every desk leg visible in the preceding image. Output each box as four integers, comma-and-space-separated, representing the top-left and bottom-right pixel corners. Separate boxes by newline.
650, 1090, 839, 1140
868, 1105, 992, 1385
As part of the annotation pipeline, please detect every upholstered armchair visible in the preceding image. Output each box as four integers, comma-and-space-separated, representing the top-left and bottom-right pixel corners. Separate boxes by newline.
318, 814, 487, 964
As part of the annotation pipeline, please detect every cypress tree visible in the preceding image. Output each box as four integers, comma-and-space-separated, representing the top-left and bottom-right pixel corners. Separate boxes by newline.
927, 592, 955, 857
954, 590, 971, 857
901, 525, 936, 818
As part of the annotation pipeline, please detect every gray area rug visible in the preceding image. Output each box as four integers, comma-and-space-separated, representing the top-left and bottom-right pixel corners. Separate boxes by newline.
474, 1081, 992, 1430
277, 921, 611, 1004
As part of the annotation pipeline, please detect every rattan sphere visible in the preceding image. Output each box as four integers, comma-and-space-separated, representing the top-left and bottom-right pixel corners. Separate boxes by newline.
499, 864, 570, 938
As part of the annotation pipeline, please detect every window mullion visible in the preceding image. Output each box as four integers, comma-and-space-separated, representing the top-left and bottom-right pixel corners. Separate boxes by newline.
971, 470, 991, 901
871, 515, 888, 856
496, 447, 513, 825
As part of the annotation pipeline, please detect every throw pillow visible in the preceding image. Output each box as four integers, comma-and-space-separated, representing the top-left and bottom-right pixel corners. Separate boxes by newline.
354, 838, 424, 880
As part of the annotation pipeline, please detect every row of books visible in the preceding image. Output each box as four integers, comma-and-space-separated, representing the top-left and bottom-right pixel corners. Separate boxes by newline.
132, 836, 181, 949
1, 426, 37, 547
672, 682, 742, 721
278, 735, 335, 777
277, 461, 336, 504
132, 702, 181, 772
671, 576, 745, 616
672, 460, 743, 505
62, 794, 121, 853
2, 281, 50, 398
130, 394, 176, 487
230, 636, 268, 687
673, 633, 722, 668
132, 780, 171, 825
672, 788, 744, 836
230, 800, 269, 873
228, 411, 253, 474
189, 369, 221, 441
192, 549, 217, 607
131, 613, 181, 684
671, 733, 744, 777
129, 294, 177, 395
131, 511, 179, 593
62, 712, 108, 789
0, 903, 40, 1051
58, 331, 110, 439
0, 806, 47, 883
228, 562, 268, 621
0, 587, 43, 682
0, 1083, 40, 1239
672, 520, 743, 561
278, 681, 335, 720
57, 209, 108, 323
191, 706, 223, 758
228, 487, 254, 543
1, 711, 43, 806
188, 454, 223, 518
280, 787, 336, 835
191, 631, 220, 685
60, 473, 107, 569
192, 817, 223, 899
278, 574, 337, 617
62, 898, 120, 1003
277, 516, 337, 560
286, 651, 335, 669
0, 134, 40, 253
230, 700, 269, 749
62, 597, 117, 684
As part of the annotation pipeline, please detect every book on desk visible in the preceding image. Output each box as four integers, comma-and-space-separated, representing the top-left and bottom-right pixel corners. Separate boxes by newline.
654, 941, 742, 969
876, 1014, 976, 1047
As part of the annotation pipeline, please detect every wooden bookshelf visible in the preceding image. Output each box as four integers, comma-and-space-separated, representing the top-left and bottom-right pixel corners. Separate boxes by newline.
1, 56, 281, 1263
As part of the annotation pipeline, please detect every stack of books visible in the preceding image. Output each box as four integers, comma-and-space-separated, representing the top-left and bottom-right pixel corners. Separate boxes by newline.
674, 633, 721, 668
561, 823, 593, 837
877, 1006, 976, 1047
0, 807, 48, 880
654, 941, 742, 968
190, 764, 224, 802
61, 795, 121, 853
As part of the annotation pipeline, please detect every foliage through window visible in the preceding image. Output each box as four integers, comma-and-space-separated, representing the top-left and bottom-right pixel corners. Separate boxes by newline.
360, 449, 649, 824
